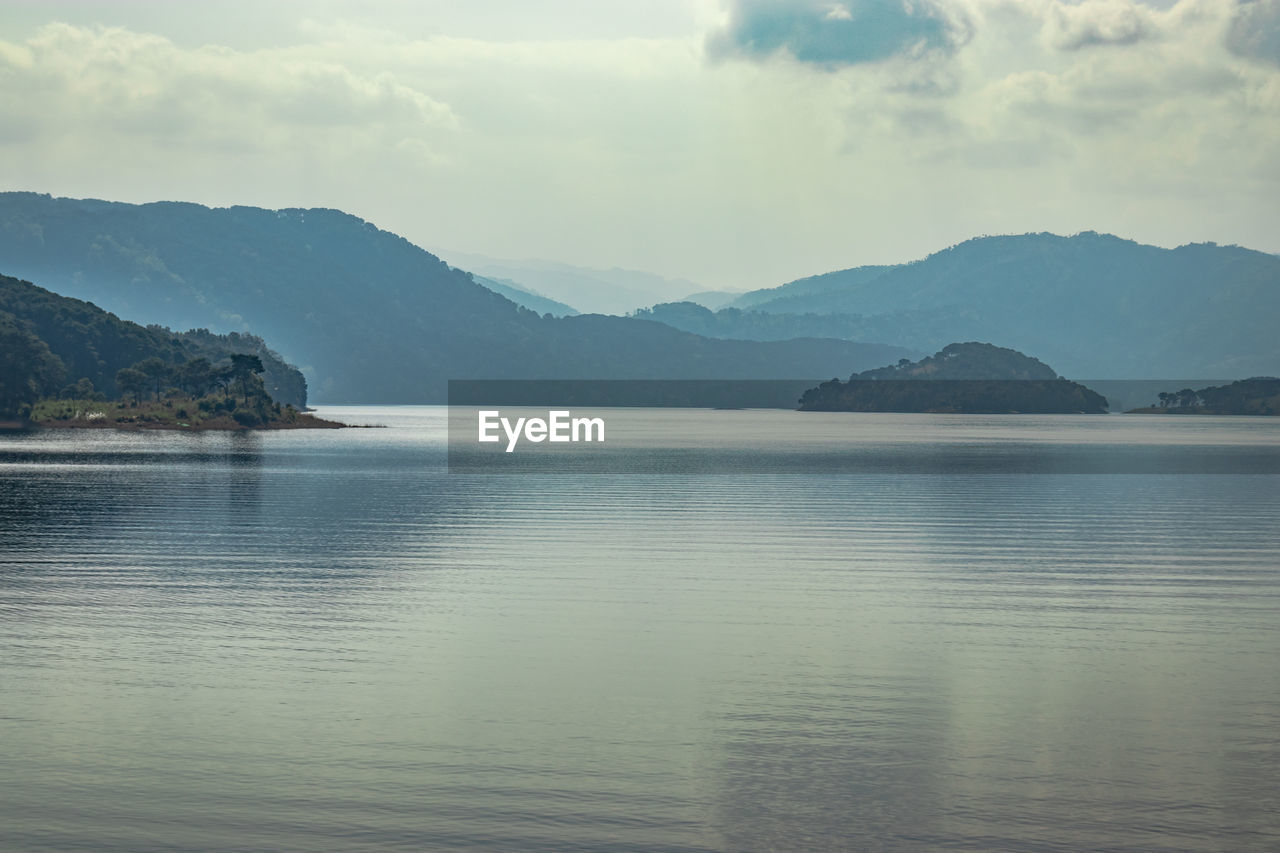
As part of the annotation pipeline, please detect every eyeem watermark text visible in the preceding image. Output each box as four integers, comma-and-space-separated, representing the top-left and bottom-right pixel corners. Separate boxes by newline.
478, 410, 605, 452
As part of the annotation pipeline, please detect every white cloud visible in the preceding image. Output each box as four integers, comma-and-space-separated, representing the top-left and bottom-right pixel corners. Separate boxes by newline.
1047, 0, 1160, 50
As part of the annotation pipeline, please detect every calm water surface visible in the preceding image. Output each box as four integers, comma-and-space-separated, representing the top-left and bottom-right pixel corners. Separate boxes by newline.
2, 407, 1278, 851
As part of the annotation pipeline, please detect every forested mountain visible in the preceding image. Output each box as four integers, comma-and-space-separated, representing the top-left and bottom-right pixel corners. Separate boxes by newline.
718, 233, 1280, 378
0, 193, 911, 401
0, 273, 307, 410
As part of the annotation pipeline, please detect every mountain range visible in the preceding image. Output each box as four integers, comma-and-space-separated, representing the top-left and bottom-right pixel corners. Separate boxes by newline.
4, 192, 1275, 398
0, 193, 912, 402
667, 232, 1280, 378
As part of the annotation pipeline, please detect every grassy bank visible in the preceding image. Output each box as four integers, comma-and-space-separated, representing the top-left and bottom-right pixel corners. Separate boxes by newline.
29, 397, 346, 430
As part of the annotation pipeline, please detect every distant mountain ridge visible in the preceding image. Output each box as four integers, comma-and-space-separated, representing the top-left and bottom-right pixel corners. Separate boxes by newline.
0, 193, 912, 402
433, 249, 706, 315
714, 232, 1280, 378
731, 264, 898, 311
679, 290, 743, 310
471, 275, 578, 317
634, 301, 928, 346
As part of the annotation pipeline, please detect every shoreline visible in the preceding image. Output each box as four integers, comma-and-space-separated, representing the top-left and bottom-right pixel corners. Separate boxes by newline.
1124, 407, 1277, 416
3, 414, 350, 432
35, 415, 349, 431
18, 396, 355, 432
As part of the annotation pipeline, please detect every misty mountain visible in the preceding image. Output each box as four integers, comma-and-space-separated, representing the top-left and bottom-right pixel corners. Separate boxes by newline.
635, 301, 933, 346
731, 265, 899, 311
705, 233, 1280, 378
0, 193, 912, 402
473, 275, 578, 317
434, 249, 706, 315
680, 290, 744, 310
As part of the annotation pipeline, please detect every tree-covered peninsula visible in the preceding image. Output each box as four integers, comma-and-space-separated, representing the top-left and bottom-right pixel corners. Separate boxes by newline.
1, 273, 339, 429
798, 342, 1109, 414
1129, 378, 1280, 415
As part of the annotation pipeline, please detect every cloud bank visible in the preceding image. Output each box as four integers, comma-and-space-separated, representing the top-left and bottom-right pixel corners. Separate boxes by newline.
0, 23, 456, 162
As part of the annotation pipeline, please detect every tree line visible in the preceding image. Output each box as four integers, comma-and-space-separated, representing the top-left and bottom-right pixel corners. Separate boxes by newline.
113, 353, 266, 405
1152, 378, 1280, 415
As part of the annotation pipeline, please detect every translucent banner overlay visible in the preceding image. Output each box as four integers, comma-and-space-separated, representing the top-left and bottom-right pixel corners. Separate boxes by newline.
446, 380, 1280, 475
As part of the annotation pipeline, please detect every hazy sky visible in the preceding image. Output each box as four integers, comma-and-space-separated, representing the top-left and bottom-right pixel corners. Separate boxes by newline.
1, 0, 1277, 289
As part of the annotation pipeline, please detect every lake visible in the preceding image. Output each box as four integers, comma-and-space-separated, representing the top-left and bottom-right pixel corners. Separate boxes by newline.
2, 407, 1278, 851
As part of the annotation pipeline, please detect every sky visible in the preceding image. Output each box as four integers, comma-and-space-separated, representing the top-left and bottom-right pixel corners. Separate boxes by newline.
1, 0, 1277, 290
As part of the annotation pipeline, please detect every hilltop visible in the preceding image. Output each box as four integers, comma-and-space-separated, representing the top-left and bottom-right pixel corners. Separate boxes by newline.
798, 343, 1109, 414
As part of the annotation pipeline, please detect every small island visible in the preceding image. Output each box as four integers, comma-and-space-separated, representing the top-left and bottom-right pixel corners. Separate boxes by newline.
798, 342, 1109, 414
1127, 377, 1280, 415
